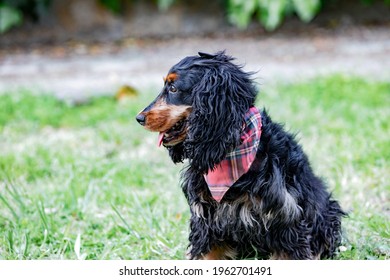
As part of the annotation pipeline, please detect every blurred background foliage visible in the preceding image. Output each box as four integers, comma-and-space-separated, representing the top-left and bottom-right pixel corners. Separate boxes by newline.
228, 0, 322, 30
0, 0, 51, 32
227, 0, 390, 30
1, 0, 390, 33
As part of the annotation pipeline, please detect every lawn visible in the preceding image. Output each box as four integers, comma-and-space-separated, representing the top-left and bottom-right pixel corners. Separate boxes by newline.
0, 75, 389, 260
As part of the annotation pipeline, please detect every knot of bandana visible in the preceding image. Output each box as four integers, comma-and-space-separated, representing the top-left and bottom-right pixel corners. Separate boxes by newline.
204, 106, 262, 202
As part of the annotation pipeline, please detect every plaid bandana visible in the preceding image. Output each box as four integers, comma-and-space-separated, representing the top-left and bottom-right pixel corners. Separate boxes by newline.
204, 106, 262, 203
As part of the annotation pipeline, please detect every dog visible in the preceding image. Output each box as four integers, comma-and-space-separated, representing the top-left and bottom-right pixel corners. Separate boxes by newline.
136, 51, 345, 260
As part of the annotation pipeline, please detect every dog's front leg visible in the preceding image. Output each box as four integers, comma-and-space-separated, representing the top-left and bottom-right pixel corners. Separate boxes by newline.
186, 214, 213, 259
186, 214, 238, 260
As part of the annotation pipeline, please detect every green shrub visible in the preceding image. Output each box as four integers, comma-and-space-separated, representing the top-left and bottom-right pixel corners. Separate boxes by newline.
227, 0, 390, 30
0, 0, 51, 33
0, 4, 22, 33
227, 0, 321, 31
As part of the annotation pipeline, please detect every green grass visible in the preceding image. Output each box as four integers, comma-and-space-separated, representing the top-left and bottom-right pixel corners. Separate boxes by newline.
0, 75, 389, 260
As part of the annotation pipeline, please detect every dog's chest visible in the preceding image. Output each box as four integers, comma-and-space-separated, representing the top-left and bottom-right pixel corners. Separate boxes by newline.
190, 192, 267, 231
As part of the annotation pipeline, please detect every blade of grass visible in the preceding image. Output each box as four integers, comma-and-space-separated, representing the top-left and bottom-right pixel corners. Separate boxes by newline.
74, 233, 81, 260
7, 229, 14, 256
111, 203, 140, 239
0, 193, 19, 221
23, 232, 29, 259
36, 200, 49, 232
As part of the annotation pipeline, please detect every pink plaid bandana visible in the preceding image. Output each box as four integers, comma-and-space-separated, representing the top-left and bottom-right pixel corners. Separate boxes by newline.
204, 106, 262, 202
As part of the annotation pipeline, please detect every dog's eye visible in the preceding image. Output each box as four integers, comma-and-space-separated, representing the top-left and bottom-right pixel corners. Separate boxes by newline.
169, 85, 177, 93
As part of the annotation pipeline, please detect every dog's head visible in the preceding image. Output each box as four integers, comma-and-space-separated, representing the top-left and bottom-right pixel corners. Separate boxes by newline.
136, 51, 257, 172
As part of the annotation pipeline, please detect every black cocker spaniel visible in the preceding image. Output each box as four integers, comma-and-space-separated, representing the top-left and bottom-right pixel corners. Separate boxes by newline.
136, 51, 345, 260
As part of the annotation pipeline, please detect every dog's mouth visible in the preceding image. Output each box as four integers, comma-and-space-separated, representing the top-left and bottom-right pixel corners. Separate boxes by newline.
158, 118, 188, 147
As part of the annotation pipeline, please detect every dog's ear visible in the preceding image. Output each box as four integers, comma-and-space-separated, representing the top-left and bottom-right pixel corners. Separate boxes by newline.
185, 59, 257, 173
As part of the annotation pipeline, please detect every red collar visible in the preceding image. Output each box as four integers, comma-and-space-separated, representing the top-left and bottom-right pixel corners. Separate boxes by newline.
204, 107, 262, 202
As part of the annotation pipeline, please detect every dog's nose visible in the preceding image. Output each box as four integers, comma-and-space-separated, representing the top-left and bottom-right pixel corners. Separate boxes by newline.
136, 114, 146, 126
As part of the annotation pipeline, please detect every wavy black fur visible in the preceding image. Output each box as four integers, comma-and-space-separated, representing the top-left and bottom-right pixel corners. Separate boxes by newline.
138, 51, 346, 259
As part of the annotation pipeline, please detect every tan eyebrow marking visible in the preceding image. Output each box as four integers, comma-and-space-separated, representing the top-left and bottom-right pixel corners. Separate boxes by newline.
164, 72, 178, 83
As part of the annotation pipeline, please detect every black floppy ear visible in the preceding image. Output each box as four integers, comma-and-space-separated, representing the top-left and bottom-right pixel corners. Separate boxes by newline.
185, 60, 257, 173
